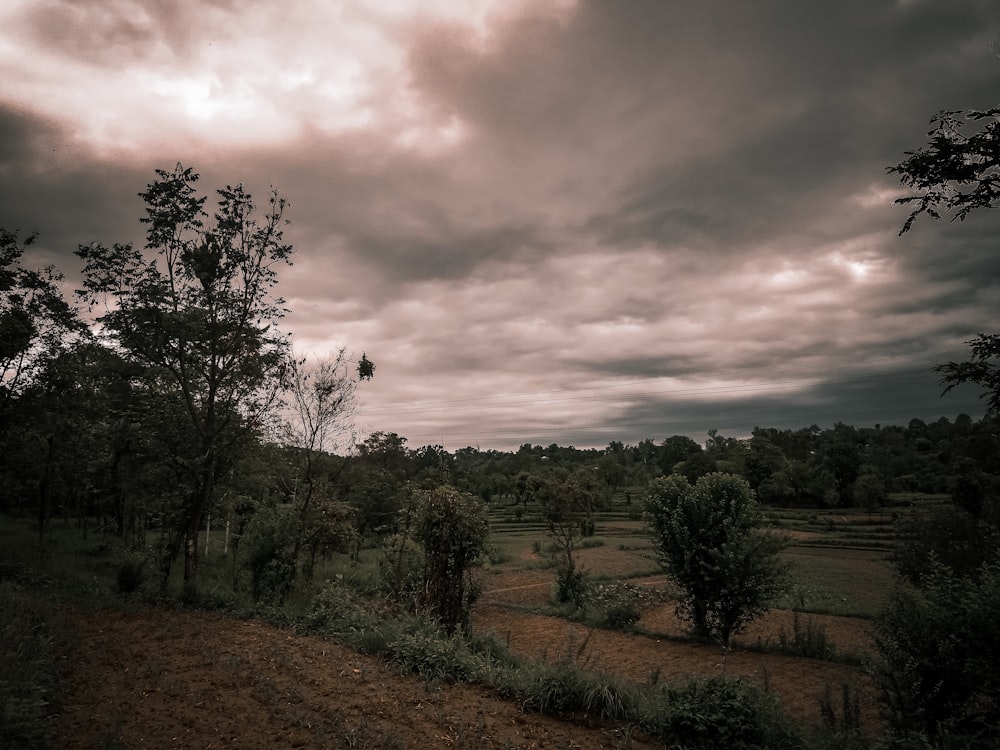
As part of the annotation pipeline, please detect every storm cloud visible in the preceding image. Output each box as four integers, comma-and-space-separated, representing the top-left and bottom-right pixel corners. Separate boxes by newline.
1, 0, 997, 449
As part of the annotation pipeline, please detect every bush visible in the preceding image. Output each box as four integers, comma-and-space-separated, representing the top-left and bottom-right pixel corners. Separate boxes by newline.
873, 560, 1000, 746
553, 563, 589, 608
586, 581, 643, 630
893, 505, 999, 584
114, 549, 149, 594
641, 676, 792, 749
378, 533, 424, 607
777, 612, 835, 660
235, 502, 298, 605
515, 660, 636, 720
388, 626, 480, 683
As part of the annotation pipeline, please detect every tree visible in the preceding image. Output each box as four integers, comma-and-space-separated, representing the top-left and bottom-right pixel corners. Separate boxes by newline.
891, 104, 1000, 416
412, 484, 489, 634
644, 473, 788, 648
890, 105, 1000, 234
936, 333, 1000, 417
75, 164, 293, 595
537, 471, 596, 606
280, 351, 367, 578
1, 229, 85, 413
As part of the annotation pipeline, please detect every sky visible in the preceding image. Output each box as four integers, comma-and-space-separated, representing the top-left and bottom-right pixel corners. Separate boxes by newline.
2, 0, 999, 452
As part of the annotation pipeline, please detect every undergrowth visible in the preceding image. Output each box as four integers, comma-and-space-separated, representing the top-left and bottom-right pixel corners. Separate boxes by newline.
0, 579, 59, 750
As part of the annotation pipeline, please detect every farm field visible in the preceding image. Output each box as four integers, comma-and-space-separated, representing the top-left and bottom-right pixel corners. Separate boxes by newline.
41, 510, 891, 747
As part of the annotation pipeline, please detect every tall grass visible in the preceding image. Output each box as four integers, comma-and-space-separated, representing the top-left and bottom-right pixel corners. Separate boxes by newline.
0, 580, 58, 749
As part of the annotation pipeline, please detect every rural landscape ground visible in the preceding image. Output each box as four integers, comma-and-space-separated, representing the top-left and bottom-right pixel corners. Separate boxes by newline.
44, 513, 889, 749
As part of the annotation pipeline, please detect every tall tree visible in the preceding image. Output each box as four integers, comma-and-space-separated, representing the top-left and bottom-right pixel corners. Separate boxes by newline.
76, 164, 293, 594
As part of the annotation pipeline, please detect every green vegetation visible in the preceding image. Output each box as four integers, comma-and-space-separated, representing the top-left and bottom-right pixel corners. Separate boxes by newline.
644, 473, 789, 646
0, 578, 58, 750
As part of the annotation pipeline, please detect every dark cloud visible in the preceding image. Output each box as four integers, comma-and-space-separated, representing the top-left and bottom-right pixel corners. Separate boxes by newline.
1, 0, 999, 450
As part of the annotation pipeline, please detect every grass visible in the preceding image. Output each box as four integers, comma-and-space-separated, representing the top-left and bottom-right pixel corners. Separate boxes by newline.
774, 547, 893, 618
0, 578, 59, 749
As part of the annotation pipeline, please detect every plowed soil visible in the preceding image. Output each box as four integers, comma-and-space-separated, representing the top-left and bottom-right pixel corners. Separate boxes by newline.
54, 561, 880, 748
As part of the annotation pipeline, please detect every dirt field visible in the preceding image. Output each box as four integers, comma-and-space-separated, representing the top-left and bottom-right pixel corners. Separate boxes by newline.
54, 560, 879, 748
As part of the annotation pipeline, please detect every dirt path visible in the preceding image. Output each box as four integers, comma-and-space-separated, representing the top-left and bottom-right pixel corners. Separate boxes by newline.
55, 607, 657, 749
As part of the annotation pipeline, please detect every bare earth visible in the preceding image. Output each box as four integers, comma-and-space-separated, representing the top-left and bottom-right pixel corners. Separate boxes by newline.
54, 568, 879, 748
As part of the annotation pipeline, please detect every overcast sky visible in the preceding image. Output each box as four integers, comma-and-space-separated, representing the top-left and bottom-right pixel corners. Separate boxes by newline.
2, 0, 999, 451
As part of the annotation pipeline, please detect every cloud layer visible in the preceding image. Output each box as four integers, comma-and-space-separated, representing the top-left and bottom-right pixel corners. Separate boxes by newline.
2, 0, 998, 449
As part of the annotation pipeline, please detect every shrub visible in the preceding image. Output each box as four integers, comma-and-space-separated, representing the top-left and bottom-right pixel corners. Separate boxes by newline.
412, 485, 489, 634
586, 581, 643, 630
378, 533, 424, 607
777, 612, 835, 660
553, 563, 589, 608
388, 626, 480, 683
873, 559, 1000, 746
641, 676, 792, 749
114, 549, 149, 594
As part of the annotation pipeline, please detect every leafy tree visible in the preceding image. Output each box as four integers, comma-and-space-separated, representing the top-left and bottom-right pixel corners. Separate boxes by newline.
75, 164, 293, 595
1, 229, 85, 413
894, 505, 999, 585
936, 333, 1000, 417
412, 484, 489, 634
644, 473, 788, 648
657, 435, 702, 475
537, 471, 596, 606
280, 351, 367, 577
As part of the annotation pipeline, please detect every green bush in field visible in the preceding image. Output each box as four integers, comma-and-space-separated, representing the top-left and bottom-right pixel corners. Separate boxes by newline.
235, 501, 298, 605
412, 485, 489, 635
585, 581, 643, 630
639, 675, 794, 750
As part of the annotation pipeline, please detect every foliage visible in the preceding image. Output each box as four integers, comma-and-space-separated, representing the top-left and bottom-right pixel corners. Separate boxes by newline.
75, 164, 294, 593
584, 580, 644, 630
644, 472, 789, 647
776, 612, 835, 660
537, 471, 595, 606
235, 501, 298, 605
0, 228, 85, 412
378, 532, 425, 607
890, 105, 1000, 234
936, 333, 1000, 417
893, 505, 999, 584
280, 351, 365, 578
872, 560, 1000, 746
641, 676, 793, 750
412, 484, 489, 634
0, 581, 57, 750
114, 548, 151, 594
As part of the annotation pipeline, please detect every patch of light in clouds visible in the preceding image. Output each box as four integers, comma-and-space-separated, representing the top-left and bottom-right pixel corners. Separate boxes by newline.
0, 0, 575, 152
